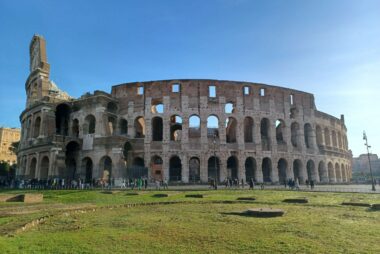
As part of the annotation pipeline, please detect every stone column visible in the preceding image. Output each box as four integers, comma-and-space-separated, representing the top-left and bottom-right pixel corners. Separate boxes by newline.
181, 154, 189, 183
200, 155, 208, 183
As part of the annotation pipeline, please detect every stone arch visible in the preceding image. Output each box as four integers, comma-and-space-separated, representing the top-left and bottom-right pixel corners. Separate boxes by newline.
293, 159, 303, 182
316, 125, 323, 146
318, 161, 327, 183
169, 156, 182, 181
123, 142, 133, 166
106, 101, 118, 114
335, 163, 341, 182
226, 117, 237, 143
275, 119, 286, 144
207, 115, 219, 137
108, 116, 117, 135
341, 163, 346, 182
81, 157, 93, 183
189, 115, 201, 138
328, 162, 335, 182
291, 122, 300, 147
129, 157, 147, 178
208, 156, 220, 181
33, 117, 41, 138
331, 130, 337, 147
151, 101, 164, 114
262, 157, 272, 182
119, 118, 128, 135
244, 117, 254, 143
260, 118, 271, 151
56, 103, 71, 136
29, 157, 37, 179
227, 156, 238, 179
189, 157, 200, 182
245, 157, 257, 182
39, 156, 49, 180
72, 119, 79, 137
304, 123, 313, 149
170, 115, 182, 141
151, 155, 163, 181
152, 116, 163, 141
306, 160, 316, 181
225, 102, 235, 114
100, 156, 112, 183
277, 158, 288, 184
65, 141, 80, 180
84, 114, 96, 135
324, 128, 331, 146
134, 116, 145, 138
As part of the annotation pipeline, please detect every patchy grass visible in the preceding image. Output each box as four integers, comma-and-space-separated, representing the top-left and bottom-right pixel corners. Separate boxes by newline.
0, 189, 379, 253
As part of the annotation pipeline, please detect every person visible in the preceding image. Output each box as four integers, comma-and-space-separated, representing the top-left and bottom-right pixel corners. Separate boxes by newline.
249, 178, 253, 190
144, 178, 148, 190
306, 179, 309, 188
295, 178, 300, 190
260, 183, 264, 190
155, 179, 160, 190
241, 178, 244, 189
310, 180, 315, 190
163, 178, 168, 189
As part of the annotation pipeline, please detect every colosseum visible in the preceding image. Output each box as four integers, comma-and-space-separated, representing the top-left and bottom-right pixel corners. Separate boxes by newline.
17, 35, 352, 186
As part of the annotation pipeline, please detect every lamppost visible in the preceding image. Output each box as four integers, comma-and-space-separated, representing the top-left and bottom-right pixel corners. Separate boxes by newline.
213, 132, 218, 190
363, 131, 376, 191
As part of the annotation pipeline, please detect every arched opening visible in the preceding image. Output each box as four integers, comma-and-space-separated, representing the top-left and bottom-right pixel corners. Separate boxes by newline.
226, 117, 237, 143
106, 102, 118, 114
306, 160, 316, 181
119, 119, 128, 135
262, 158, 272, 182
134, 116, 145, 138
152, 117, 163, 141
56, 104, 71, 136
328, 162, 335, 182
331, 131, 337, 147
244, 117, 254, 143
275, 120, 285, 144
123, 142, 133, 166
207, 115, 219, 138
65, 141, 80, 180
324, 128, 331, 146
277, 158, 288, 184
260, 118, 271, 151
245, 157, 256, 182
84, 115, 96, 135
72, 119, 79, 137
318, 161, 327, 183
151, 102, 164, 114
151, 155, 163, 181
189, 115, 201, 138
293, 159, 303, 182
170, 115, 182, 141
40, 156, 49, 180
291, 122, 300, 147
189, 157, 200, 182
33, 117, 41, 138
316, 125, 323, 146
100, 156, 112, 184
227, 156, 238, 179
208, 156, 220, 181
341, 163, 346, 182
82, 157, 93, 183
29, 158, 37, 179
335, 163, 341, 182
169, 156, 182, 181
128, 157, 147, 179
108, 116, 116, 135
225, 102, 235, 114
304, 123, 313, 149
337, 132, 342, 148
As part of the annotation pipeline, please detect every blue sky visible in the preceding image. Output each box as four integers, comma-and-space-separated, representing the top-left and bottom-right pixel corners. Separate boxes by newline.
0, 0, 379, 156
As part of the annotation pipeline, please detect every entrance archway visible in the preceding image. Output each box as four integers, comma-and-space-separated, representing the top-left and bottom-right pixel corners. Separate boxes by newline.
169, 156, 182, 181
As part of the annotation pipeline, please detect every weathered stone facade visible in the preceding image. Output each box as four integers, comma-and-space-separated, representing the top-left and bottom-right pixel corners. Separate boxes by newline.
0, 127, 20, 164
17, 35, 352, 185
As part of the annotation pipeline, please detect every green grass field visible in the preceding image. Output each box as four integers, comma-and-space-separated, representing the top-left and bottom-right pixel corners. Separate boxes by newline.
0, 189, 379, 253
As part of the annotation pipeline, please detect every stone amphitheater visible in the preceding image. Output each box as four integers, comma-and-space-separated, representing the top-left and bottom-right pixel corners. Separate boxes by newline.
17, 35, 352, 185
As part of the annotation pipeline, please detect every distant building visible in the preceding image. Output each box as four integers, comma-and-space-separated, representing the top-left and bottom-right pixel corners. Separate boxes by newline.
0, 127, 21, 164
352, 154, 380, 175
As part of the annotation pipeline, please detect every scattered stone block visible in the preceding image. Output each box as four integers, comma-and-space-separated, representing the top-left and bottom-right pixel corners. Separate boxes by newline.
341, 202, 371, 207
371, 204, 380, 210
283, 197, 308, 203
22, 194, 43, 203
244, 208, 285, 217
237, 197, 256, 201
185, 194, 204, 198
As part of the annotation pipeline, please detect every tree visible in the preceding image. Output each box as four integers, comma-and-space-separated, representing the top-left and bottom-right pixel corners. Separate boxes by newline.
9, 141, 19, 155
0, 161, 10, 177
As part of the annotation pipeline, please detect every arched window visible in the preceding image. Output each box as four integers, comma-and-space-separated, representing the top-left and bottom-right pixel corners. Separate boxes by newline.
316, 125, 323, 146
33, 117, 41, 138
106, 102, 118, 114
226, 117, 237, 143
151, 101, 164, 114
72, 119, 79, 137
324, 128, 331, 146
260, 118, 270, 150
134, 117, 145, 138
244, 117, 254, 143
84, 115, 96, 134
304, 123, 313, 149
277, 158, 288, 184
207, 115, 219, 138
262, 158, 272, 182
291, 122, 300, 147
225, 102, 234, 114
189, 115, 201, 138
56, 104, 71, 136
275, 119, 285, 144
169, 156, 182, 181
40, 156, 49, 180
152, 117, 163, 141
170, 115, 182, 141
119, 119, 128, 135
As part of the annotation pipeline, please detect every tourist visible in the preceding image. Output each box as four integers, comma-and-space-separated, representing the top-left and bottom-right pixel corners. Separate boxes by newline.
241, 178, 244, 189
